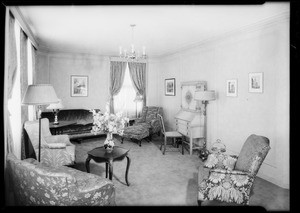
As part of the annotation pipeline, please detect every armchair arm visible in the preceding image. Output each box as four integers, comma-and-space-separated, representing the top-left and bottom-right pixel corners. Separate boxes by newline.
199, 168, 255, 205
68, 170, 115, 206
44, 135, 72, 146
150, 118, 161, 133
47, 143, 67, 149
209, 168, 253, 177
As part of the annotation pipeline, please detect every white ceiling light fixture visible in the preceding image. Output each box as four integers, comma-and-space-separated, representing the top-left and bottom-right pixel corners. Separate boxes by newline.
119, 24, 146, 60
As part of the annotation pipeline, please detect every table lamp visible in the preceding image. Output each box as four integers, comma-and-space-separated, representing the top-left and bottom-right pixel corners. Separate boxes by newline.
22, 84, 59, 162
47, 99, 64, 125
194, 90, 216, 161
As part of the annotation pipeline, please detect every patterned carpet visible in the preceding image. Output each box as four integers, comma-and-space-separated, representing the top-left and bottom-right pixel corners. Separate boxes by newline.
72, 134, 289, 209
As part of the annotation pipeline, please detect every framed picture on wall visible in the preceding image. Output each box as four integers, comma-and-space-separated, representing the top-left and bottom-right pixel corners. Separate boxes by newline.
249, 72, 263, 93
71, 75, 88, 97
226, 79, 238, 97
165, 78, 176, 96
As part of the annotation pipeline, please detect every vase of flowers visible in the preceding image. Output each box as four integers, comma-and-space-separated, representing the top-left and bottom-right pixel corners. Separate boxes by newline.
91, 103, 129, 153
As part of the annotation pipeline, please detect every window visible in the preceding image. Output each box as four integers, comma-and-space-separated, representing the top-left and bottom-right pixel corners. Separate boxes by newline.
114, 64, 143, 118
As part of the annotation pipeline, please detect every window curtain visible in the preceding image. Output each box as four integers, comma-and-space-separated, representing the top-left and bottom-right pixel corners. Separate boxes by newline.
20, 29, 28, 160
128, 62, 147, 107
6, 12, 17, 155
109, 61, 127, 113
31, 45, 37, 120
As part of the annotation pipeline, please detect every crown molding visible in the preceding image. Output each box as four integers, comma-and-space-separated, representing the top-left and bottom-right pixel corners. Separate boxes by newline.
155, 11, 289, 59
9, 6, 39, 49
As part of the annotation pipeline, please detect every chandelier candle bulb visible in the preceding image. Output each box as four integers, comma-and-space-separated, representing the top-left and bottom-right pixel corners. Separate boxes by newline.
131, 44, 134, 53
119, 46, 122, 55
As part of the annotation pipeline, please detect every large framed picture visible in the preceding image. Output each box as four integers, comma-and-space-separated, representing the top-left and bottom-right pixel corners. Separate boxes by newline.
71, 75, 88, 97
165, 78, 176, 96
226, 79, 238, 97
249, 72, 263, 93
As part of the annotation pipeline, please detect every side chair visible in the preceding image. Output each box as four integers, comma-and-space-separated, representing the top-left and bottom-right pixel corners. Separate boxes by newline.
157, 114, 184, 155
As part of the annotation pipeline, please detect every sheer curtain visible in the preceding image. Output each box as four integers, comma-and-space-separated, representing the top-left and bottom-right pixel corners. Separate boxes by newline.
7, 14, 21, 159
114, 64, 143, 118
20, 29, 28, 160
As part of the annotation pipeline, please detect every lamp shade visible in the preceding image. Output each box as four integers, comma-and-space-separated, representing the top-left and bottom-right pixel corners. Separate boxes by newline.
22, 84, 59, 105
194, 90, 216, 101
47, 99, 64, 110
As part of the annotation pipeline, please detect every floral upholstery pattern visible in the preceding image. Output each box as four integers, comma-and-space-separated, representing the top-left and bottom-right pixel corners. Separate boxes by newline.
121, 124, 149, 146
199, 169, 254, 205
198, 134, 270, 205
134, 106, 162, 135
6, 153, 115, 206
204, 153, 238, 171
24, 118, 75, 167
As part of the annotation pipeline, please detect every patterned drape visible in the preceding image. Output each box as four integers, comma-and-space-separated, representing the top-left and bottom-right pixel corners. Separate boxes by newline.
128, 62, 147, 106
20, 29, 28, 160
109, 61, 127, 113
6, 12, 17, 155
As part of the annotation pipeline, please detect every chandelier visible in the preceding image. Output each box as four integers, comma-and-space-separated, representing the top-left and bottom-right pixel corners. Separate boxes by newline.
119, 24, 147, 60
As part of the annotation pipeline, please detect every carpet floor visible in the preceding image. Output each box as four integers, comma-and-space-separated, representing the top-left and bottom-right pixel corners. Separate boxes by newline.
72, 135, 289, 210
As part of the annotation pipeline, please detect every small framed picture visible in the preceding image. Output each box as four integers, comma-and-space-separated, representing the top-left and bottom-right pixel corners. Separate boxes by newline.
226, 79, 238, 97
165, 78, 176, 96
249, 72, 263, 93
71, 75, 88, 97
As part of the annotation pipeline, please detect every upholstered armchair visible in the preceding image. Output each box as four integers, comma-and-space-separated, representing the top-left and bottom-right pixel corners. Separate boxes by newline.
6, 153, 115, 206
133, 106, 163, 138
24, 118, 75, 167
198, 134, 271, 205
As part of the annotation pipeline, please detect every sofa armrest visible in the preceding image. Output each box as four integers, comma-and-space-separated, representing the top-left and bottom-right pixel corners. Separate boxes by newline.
69, 172, 115, 206
44, 135, 72, 146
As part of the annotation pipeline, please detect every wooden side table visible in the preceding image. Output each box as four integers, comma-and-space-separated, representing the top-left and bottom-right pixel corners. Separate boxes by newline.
85, 146, 131, 186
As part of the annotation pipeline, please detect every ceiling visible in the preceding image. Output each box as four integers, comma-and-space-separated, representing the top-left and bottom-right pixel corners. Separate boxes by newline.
17, 3, 289, 57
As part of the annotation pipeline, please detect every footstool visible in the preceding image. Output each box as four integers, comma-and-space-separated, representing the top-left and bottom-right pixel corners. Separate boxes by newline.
121, 124, 150, 146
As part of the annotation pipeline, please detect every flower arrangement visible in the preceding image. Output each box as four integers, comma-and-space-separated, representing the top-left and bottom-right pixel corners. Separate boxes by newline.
91, 103, 129, 151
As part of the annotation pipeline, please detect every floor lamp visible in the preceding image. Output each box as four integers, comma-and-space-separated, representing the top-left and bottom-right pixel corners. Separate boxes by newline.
22, 84, 59, 162
46, 99, 64, 125
194, 90, 216, 161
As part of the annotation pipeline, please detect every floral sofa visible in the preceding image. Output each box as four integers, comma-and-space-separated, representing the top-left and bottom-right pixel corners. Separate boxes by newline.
6, 153, 115, 206
198, 134, 270, 206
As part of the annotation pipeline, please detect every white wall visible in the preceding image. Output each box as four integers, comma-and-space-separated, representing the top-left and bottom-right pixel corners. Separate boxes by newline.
36, 51, 111, 111
154, 15, 289, 189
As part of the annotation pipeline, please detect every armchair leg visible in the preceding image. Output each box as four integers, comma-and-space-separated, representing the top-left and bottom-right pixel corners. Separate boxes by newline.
121, 137, 124, 144
197, 200, 202, 206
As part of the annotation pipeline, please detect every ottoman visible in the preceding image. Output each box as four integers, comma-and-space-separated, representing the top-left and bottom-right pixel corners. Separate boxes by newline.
121, 124, 150, 146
